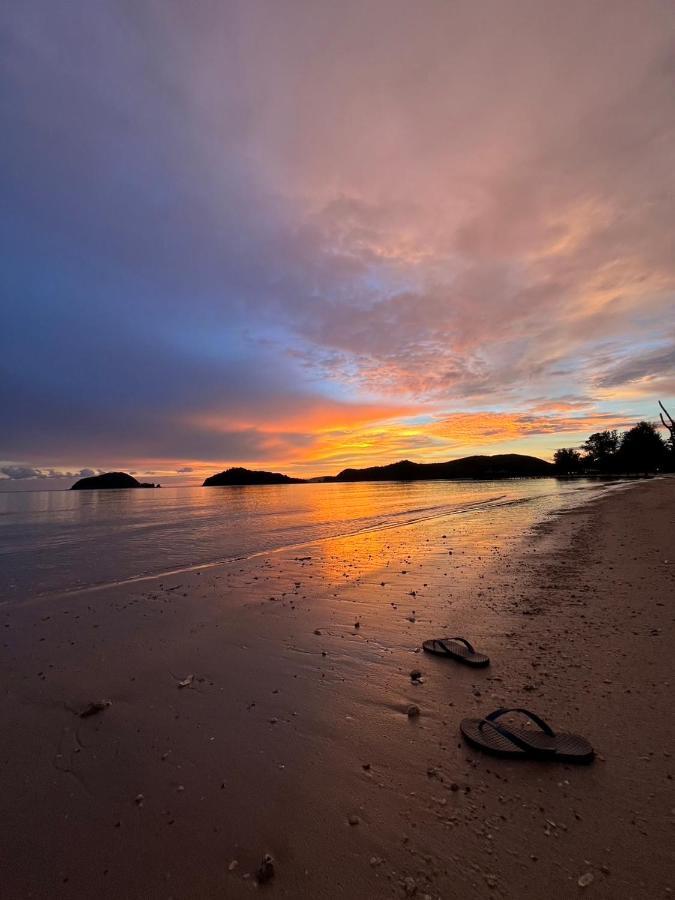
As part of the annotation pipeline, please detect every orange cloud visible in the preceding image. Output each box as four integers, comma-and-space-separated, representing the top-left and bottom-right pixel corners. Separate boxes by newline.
189, 399, 417, 437
428, 411, 634, 445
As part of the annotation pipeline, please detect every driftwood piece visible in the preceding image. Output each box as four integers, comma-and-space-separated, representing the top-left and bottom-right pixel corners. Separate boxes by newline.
659, 401, 675, 450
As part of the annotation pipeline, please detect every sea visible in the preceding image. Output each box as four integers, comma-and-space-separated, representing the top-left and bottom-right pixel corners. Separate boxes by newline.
0, 478, 619, 604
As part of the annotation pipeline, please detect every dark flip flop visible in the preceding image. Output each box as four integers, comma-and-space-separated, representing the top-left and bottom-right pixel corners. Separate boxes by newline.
460, 707, 594, 764
422, 637, 490, 667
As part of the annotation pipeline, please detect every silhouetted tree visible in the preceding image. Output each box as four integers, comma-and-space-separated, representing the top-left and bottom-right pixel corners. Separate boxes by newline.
582, 430, 619, 471
553, 447, 583, 474
617, 422, 666, 472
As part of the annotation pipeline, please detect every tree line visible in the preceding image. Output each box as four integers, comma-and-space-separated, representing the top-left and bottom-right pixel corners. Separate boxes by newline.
554, 418, 674, 475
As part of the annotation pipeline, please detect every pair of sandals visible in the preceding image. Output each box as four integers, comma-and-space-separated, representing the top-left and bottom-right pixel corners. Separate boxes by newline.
422, 637, 594, 764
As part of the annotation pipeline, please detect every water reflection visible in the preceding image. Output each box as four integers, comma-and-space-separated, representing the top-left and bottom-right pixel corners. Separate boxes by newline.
0, 479, 604, 600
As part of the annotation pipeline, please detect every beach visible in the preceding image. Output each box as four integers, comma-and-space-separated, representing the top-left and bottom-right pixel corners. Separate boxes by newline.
1, 477, 673, 899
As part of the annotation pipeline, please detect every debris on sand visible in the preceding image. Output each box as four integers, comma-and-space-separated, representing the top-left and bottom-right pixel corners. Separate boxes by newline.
578, 872, 594, 888
410, 669, 423, 683
177, 674, 194, 688
403, 875, 417, 895
256, 854, 275, 884
79, 699, 112, 718
348, 814, 361, 826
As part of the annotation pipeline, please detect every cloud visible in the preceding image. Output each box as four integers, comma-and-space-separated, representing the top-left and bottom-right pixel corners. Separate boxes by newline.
1, 1, 674, 472
0, 465, 97, 480
594, 342, 675, 390
0, 465, 43, 480
428, 411, 635, 445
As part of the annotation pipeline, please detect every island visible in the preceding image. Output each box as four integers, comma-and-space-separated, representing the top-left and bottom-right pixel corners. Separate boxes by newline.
202, 454, 554, 486
71, 472, 160, 490
203, 467, 306, 486
332, 454, 555, 481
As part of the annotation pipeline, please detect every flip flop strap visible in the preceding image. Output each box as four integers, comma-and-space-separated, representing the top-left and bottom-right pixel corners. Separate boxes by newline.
478, 718, 556, 756
486, 707, 555, 736
443, 636, 476, 653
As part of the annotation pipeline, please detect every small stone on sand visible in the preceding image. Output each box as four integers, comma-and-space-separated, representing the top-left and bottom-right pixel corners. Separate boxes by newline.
256, 854, 275, 884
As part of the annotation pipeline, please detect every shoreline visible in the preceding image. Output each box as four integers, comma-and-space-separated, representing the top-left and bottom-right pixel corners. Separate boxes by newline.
1, 478, 673, 898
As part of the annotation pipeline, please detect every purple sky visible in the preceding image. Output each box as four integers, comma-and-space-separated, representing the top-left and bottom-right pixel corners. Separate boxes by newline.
2, 1, 674, 488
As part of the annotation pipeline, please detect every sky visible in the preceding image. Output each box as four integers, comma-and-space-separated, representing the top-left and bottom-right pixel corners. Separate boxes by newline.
2, 0, 674, 489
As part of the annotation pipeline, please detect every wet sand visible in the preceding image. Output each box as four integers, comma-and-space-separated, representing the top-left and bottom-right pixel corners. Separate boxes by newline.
1, 478, 673, 899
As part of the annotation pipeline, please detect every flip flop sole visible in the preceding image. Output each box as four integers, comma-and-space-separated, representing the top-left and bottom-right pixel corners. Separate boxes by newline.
460, 718, 594, 764
422, 639, 490, 667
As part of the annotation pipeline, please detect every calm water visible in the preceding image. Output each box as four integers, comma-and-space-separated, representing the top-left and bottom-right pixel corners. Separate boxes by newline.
0, 479, 607, 602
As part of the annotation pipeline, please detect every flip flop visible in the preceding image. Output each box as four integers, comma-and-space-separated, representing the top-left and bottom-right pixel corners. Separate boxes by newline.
422, 637, 490, 667
460, 707, 594, 763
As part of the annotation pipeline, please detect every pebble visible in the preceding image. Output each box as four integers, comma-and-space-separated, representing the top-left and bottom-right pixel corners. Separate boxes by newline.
348, 814, 361, 826
256, 854, 275, 884
228, 860, 238, 872
578, 872, 594, 888
410, 670, 423, 683
407, 705, 420, 718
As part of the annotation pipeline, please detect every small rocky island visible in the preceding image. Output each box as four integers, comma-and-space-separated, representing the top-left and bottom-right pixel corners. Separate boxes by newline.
203, 467, 305, 486
71, 472, 160, 490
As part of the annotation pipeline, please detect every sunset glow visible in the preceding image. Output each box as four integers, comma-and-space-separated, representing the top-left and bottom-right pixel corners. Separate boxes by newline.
2, 1, 674, 487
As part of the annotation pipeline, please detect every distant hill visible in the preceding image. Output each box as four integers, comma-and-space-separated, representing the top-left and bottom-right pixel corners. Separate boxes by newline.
203, 467, 306, 486
71, 472, 159, 490
333, 454, 554, 482
201, 454, 555, 487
